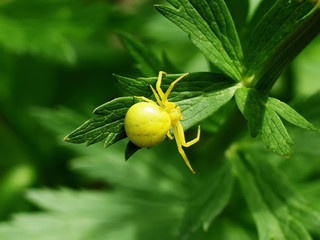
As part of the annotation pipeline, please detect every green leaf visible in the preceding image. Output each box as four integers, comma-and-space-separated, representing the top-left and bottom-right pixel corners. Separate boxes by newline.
70, 140, 194, 196
0, 0, 110, 64
118, 31, 162, 77
155, 0, 243, 81
65, 72, 236, 155
0, 189, 132, 240
261, 107, 294, 158
232, 152, 315, 240
240, 92, 320, 186
297, 180, 320, 235
0, 188, 185, 240
114, 72, 238, 130
30, 106, 88, 140
232, 154, 286, 240
235, 87, 293, 157
224, 0, 249, 38
246, 152, 320, 237
206, 219, 255, 240
0, 14, 76, 64
267, 97, 319, 132
235, 87, 319, 157
247, 0, 276, 31
234, 86, 268, 138
64, 97, 139, 148
179, 160, 234, 239
243, 0, 314, 78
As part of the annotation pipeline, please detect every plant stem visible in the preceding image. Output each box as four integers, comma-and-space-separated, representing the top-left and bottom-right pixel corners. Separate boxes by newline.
250, 8, 320, 94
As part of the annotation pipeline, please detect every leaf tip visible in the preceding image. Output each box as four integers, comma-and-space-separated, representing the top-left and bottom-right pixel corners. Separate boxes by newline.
283, 155, 291, 159
112, 73, 117, 80
311, 125, 320, 133
63, 136, 71, 142
92, 106, 102, 115
249, 129, 259, 138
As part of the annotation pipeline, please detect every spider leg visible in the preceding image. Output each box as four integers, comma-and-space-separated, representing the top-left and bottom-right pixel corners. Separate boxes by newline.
150, 85, 163, 107
176, 121, 200, 147
167, 131, 174, 140
134, 96, 157, 104
173, 125, 195, 174
156, 71, 167, 102
163, 73, 189, 102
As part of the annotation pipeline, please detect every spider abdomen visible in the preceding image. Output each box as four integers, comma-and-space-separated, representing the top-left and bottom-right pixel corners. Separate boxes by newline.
124, 102, 171, 148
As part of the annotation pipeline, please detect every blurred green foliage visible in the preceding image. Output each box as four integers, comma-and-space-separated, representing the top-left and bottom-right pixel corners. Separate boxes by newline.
0, 0, 320, 239
0, 0, 172, 219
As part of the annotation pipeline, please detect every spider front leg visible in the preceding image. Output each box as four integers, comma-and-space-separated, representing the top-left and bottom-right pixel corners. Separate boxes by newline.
148, 71, 168, 107
172, 122, 200, 174
163, 73, 189, 102
153, 71, 189, 104
155, 71, 167, 102
134, 96, 157, 105
150, 85, 163, 107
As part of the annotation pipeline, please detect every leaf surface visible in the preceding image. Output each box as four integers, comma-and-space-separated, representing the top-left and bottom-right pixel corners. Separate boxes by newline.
156, 0, 243, 81
0, 188, 184, 240
115, 72, 238, 130
243, 0, 314, 78
118, 31, 162, 77
179, 160, 234, 239
268, 97, 319, 132
0, 0, 111, 64
64, 97, 138, 148
235, 87, 318, 158
65, 73, 237, 148
232, 153, 315, 240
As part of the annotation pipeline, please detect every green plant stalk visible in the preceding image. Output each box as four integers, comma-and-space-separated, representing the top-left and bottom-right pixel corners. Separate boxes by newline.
250, 8, 320, 94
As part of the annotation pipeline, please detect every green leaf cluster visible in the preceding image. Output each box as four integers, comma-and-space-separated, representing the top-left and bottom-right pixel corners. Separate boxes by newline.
155, 0, 243, 81
2, 97, 320, 239
235, 87, 318, 157
243, 0, 315, 78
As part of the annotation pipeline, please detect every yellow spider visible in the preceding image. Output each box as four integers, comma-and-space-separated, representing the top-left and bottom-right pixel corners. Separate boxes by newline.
124, 71, 200, 174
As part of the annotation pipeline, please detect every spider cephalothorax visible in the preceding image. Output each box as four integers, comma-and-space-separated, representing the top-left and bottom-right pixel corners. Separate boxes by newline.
124, 71, 200, 173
